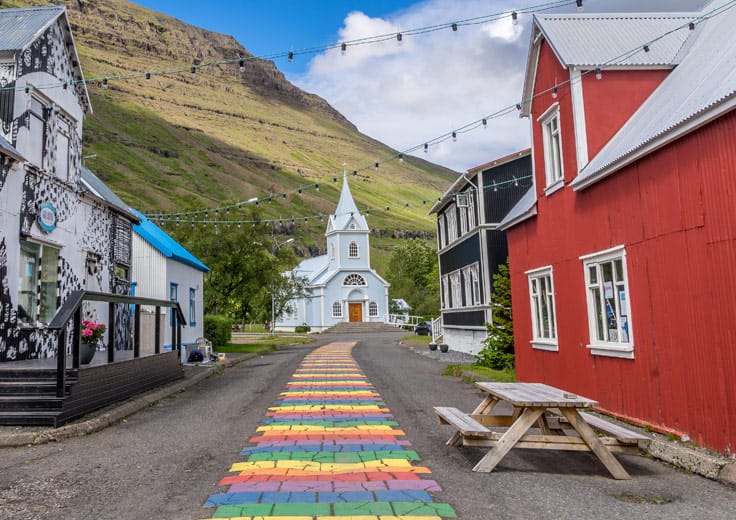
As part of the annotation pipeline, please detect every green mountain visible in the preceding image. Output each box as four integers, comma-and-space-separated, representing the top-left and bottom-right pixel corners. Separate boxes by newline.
7, 0, 457, 270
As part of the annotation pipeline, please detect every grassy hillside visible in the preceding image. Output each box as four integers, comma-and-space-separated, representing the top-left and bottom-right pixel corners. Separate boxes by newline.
7, 0, 457, 272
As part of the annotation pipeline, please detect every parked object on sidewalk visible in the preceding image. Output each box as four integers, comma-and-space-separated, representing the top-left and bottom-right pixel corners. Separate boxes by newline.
187, 349, 204, 363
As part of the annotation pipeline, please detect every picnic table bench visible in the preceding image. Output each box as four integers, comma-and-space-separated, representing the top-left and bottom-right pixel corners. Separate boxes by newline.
434, 382, 650, 479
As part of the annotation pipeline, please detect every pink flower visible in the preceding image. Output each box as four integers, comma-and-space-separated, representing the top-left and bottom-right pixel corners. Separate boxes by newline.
82, 328, 93, 337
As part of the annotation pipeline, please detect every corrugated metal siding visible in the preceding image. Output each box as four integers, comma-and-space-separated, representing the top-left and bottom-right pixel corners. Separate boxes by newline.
536, 14, 692, 67
0, 6, 63, 51
131, 234, 167, 299
439, 233, 480, 274
482, 155, 533, 223
509, 108, 736, 454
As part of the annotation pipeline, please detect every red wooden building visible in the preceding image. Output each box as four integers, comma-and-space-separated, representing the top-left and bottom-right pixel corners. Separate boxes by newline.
500, 2, 736, 455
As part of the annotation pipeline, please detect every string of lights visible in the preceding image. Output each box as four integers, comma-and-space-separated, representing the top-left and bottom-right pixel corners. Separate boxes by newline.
146, 0, 734, 224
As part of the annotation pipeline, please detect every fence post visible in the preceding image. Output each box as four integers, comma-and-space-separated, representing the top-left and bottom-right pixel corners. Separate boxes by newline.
108, 302, 116, 363
133, 304, 141, 358
72, 308, 81, 369
56, 329, 66, 397
154, 306, 161, 354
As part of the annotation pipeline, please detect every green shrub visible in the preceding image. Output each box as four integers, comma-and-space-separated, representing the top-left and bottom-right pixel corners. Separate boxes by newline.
204, 314, 232, 347
295, 325, 311, 333
475, 259, 515, 371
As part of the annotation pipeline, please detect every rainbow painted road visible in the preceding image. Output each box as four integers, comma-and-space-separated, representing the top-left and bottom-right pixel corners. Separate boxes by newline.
202, 341, 456, 520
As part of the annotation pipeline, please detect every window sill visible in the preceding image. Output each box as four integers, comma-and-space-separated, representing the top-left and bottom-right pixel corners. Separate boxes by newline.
544, 179, 564, 196
587, 344, 634, 359
531, 340, 558, 351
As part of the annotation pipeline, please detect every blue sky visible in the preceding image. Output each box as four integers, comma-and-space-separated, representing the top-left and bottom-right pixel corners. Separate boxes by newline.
134, 0, 708, 171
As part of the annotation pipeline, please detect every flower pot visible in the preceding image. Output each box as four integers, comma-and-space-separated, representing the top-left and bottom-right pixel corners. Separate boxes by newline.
80, 342, 97, 364
428, 343, 438, 351
439, 344, 449, 353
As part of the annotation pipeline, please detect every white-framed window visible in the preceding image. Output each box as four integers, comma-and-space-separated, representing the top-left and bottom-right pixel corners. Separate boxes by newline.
467, 192, 476, 231
332, 301, 343, 318
348, 241, 359, 258
581, 246, 634, 359
55, 116, 71, 181
28, 95, 48, 168
526, 266, 558, 351
343, 273, 366, 286
462, 263, 480, 307
446, 206, 458, 243
369, 301, 378, 317
539, 103, 564, 192
441, 274, 450, 309
18, 240, 59, 324
437, 215, 445, 249
189, 288, 196, 326
450, 271, 462, 309
457, 194, 468, 236
169, 282, 178, 326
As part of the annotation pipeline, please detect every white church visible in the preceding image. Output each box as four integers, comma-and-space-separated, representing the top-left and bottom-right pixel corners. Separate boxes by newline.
277, 174, 390, 332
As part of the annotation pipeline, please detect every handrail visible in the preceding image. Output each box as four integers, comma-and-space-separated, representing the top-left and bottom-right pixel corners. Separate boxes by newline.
48, 290, 187, 398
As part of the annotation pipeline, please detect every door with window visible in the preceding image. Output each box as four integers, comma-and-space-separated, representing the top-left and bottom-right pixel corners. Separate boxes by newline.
348, 302, 362, 322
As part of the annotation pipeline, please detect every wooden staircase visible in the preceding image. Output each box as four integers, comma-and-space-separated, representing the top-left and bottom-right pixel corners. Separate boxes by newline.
0, 368, 78, 426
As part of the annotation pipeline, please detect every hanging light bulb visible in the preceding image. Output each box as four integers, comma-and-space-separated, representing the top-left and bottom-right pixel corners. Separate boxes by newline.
452, 131, 457, 142
375, 162, 379, 170
576, 0, 583, 12
398, 153, 404, 163
451, 23, 458, 32
482, 118, 487, 128
511, 11, 518, 26
145, 72, 151, 80
353, 170, 357, 176
341, 42, 347, 55
288, 51, 294, 62
62, 82, 68, 90
315, 183, 319, 191
239, 59, 245, 72
595, 67, 602, 80
190, 66, 196, 74
515, 103, 522, 111
102, 78, 108, 89
297, 187, 302, 195
552, 84, 558, 99
689, 22, 695, 30
643, 44, 650, 53
424, 143, 429, 153
396, 33, 403, 45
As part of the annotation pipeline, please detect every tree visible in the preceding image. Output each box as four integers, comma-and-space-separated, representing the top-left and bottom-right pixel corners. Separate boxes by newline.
169, 211, 299, 324
386, 238, 440, 318
476, 259, 515, 370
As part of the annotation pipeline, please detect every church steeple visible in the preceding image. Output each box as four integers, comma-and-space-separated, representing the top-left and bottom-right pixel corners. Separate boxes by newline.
327, 172, 368, 234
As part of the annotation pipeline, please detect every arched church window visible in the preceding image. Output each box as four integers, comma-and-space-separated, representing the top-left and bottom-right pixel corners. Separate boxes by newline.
332, 301, 343, 318
343, 274, 366, 286
369, 301, 379, 317
348, 241, 359, 258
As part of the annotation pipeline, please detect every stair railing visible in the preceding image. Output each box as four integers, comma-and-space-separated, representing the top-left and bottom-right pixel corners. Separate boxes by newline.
47, 290, 186, 397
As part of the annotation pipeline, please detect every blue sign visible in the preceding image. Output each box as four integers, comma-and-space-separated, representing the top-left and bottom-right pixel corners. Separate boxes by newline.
38, 202, 57, 233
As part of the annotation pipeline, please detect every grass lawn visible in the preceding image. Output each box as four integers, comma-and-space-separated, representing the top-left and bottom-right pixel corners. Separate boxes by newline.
401, 334, 432, 347
216, 335, 313, 354
443, 364, 517, 383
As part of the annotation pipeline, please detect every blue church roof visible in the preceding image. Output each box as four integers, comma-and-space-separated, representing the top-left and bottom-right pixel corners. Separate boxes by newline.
131, 209, 210, 273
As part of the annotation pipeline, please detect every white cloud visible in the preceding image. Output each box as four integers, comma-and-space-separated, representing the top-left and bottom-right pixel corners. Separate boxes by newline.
294, 0, 531, 172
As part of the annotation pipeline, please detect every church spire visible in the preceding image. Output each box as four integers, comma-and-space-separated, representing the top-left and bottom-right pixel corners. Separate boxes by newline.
327, 167, 367, 232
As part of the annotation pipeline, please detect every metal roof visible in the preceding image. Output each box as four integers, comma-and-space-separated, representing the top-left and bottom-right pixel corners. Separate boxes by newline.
0, 6, 64, 51
574, 0, 736, 189
80, 166, 140, 222
535, 13, 695, 68
0, 134, 25, 162
498, 186, 537, 230
132, 210, 210, 273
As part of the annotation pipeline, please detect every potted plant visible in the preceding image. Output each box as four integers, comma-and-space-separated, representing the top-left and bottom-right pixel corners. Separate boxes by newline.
439, 344, 449, 353
428, 343, 438, 351
80, 320, 106, 364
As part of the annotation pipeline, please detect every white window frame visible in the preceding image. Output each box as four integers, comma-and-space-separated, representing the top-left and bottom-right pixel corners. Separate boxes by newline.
467, 192, 476, 231
368, 301, 378, 317
457, 194, 469, 236
526, 265, 558, 351
332, 301, 343, 318
580, 245, 634, 359
441, 274, 450, 309
28, 95, 47, 168
437, 215, 446, 249
18, 240, 60, 325
538, 103, 564, 194
348, 241, 359, 258
343, 273, 366, 286
55, 114, 73, 181
450, 271, 462, 309
462, 263, 480, 307
446, 205, 458, 244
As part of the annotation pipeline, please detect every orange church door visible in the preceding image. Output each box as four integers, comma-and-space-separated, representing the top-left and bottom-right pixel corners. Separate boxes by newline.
348, 303, 363, 322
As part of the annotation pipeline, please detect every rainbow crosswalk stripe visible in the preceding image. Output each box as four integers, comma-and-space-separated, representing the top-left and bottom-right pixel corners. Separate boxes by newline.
202, 341, 456, 519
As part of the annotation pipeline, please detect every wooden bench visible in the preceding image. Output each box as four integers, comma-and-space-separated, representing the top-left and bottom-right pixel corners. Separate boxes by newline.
434, 406, 492, 438
578, 412, 651, 447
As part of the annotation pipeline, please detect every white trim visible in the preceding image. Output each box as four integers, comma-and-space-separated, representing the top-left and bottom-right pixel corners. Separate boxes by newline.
538, 103, 564, 190
536, 101, 560, 123
531, 340, 559, 351
587, 344, 634, 359
525, 264, 554, 276
526, 266, 558, 350
579, 244, 626, 262
570, 67, 589, 172
543, 179, 564, 196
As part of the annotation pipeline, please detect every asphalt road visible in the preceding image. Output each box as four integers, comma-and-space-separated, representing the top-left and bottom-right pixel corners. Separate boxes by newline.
0, 332, 734, 519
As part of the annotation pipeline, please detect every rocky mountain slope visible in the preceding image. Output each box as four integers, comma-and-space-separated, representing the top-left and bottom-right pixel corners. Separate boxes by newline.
6, 0, 458, 267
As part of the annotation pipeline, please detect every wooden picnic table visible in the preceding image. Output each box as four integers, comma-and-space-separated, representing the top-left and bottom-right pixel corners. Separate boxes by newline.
435, 382, 650, 480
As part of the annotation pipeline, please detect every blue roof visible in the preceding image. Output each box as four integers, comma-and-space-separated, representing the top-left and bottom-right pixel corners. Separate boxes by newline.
131, 209, 210, 273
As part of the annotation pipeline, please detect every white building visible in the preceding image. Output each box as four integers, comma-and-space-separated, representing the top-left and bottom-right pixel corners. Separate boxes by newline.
131, 211, 209, 350
278, 174, 389, 332
0, 6, 137, 362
